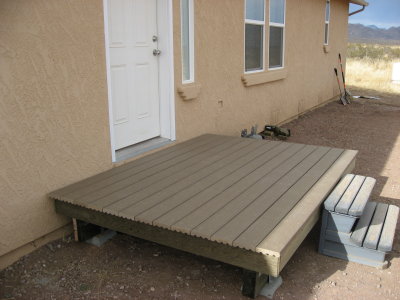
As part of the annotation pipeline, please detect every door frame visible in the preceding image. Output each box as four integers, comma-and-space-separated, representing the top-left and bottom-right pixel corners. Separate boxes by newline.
103, 0, 176, 162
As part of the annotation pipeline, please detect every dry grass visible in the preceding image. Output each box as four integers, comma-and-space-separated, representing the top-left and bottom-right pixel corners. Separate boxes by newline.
346, 58, 400, 94
346, 43, 400, 94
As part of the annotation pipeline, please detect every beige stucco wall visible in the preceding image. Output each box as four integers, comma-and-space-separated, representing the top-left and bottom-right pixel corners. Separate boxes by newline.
0, 0, 349, 266
174, 0, 349, 140
0, 0, 112, 261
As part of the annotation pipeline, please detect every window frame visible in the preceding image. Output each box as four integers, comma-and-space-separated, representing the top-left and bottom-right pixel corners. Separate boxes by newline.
180, 0, 195, 84
268, 0, 286, 70
244, 0, 266, 74
324, 0, 330, 45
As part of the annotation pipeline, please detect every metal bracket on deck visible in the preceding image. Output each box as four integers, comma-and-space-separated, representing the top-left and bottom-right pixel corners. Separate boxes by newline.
242, 269, 283, 299
260, 275, 283, 299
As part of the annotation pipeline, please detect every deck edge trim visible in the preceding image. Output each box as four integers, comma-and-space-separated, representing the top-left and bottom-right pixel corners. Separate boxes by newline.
256, 149, 357, 269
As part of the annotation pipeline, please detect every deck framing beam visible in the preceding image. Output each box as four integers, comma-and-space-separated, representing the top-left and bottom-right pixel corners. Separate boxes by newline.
72, 218, 103, 242
55, 200, 279, 276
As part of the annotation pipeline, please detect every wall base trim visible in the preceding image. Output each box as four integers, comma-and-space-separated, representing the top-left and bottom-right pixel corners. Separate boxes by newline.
0, 224, 72, 270
277, 95, 339, 127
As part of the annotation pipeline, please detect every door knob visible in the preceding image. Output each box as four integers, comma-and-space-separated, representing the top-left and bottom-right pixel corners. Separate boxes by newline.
153, 49, 161, 56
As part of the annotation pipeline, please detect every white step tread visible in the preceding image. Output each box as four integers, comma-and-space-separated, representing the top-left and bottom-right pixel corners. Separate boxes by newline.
324, 174, 375, 217
350, 202, 399, 252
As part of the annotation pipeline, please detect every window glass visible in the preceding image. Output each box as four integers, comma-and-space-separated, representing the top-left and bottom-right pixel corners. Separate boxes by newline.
324, 0, 330, 45
325, 1, 330, 22
245, 0, 265, 72
269, 0, 285, 68
181, 0, 194, 82
246, 0, 264, 21
245, 24, 264, 71
181, 0, 190, 81
324, 23, 329, 44
270, 0, 285, 24
269, 26, 283, 68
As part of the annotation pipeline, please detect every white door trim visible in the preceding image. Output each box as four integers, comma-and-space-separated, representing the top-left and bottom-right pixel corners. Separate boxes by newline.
103, 0, 175, 162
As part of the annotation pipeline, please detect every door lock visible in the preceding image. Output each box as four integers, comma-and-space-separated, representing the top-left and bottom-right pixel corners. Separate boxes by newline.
153, 49, 161, 56
152, 35, 158, 42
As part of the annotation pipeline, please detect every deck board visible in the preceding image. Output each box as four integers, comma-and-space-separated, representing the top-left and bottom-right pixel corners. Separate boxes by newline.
256, 149, 357, 264
351, 201, 378, 247
50, 134, 217, 199
324, 174, 354, 211
378, 205, 399, 252
233, 148, 343, 250
191, 145, 318, 240
120, 139, 273, 220
100, 138, 254, 213
135, 140, 281, 223
67, 135, 231, 203
335, 175, 365, 214
170, 143, 305, 234
364, 203, 389, 249
210, 147, 331, 245
163, 143, 300, 232
348, 177, 376, 217
50, 135, 357, 276
82, 137, 244, 210
147, 141, 285, 227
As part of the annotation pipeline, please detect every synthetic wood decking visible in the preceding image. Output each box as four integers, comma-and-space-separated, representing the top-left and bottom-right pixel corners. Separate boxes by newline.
51, 134, 357, 276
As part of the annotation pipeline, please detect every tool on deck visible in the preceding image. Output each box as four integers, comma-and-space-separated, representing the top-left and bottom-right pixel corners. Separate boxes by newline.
339, 53, 352, 104
334, 68, 347, 105
260, 125, 291, 139
241, 125, 263, 139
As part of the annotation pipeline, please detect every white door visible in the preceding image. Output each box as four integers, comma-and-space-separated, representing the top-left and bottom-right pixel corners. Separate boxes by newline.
108, 0, 161, 150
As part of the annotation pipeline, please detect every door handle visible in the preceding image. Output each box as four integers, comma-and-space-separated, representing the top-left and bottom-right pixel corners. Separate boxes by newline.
153, 49, 161, 56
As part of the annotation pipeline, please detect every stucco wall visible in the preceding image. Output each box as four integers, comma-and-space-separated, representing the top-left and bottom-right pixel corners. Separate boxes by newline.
173, 0, 349, 140
0, 0, 349, 265
0, 0, 112, 259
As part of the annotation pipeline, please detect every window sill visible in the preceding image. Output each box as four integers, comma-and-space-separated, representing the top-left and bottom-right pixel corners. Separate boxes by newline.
323, 45, 330, 53
177, 83, 201, 101
242, 69, 287, 87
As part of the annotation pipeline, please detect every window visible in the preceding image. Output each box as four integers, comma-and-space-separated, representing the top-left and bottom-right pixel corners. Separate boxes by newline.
181, 0, 194, 83
245, 0, 265, 72
269, 0, 285, 69
324, 0, 330, 45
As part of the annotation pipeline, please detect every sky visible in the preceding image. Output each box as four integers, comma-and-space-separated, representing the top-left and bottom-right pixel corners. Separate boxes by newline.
349, 0, 400, 29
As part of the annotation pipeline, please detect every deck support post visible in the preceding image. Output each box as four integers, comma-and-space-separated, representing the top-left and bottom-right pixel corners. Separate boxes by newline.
242, 269, 282, 299
72, 218, 103, 242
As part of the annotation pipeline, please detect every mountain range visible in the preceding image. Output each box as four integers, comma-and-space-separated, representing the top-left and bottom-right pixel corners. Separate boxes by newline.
348, 23, 400, 44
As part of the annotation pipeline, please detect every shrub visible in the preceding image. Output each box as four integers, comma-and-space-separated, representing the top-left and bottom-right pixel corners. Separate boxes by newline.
347, 43, 400, 61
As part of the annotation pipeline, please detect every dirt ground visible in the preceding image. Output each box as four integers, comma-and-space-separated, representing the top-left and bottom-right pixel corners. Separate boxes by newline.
1, 89, 400, 300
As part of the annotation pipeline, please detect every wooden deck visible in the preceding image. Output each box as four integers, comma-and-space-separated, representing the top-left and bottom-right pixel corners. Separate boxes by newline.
51, 134, 357, 277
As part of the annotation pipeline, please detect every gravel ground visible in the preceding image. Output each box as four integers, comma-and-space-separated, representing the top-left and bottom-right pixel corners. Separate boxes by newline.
1, 93, 399, 300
